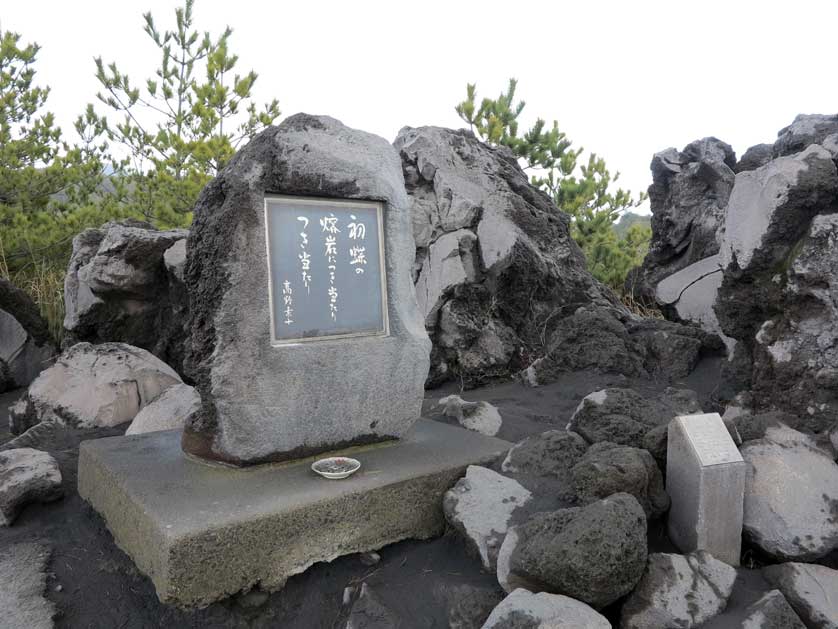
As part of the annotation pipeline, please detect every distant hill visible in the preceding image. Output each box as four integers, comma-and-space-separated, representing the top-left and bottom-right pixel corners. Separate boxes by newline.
613, 212, 651, 238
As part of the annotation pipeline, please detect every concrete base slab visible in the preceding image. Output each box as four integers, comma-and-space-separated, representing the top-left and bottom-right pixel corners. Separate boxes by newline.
78, 419, 510, 608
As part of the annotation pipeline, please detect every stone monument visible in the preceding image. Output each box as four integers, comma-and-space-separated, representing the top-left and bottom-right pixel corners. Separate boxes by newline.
180, 114, 430, 464
78, 115, 510, 607
666, 413, 746, 566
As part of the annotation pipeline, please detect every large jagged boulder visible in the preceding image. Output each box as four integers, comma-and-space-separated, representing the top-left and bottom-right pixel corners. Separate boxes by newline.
715, 142, 838, 429
0, 278, 55, 392
632, 137, 736, 300
9, 342, 182, 434
63, 219, 189, 374
762, 563, 838, 629
773, 113, 838, 158
395, 126, 622, 386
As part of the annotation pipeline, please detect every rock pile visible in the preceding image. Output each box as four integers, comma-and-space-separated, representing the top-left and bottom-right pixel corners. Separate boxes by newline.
63, 219, 189, 374
635, 113, 838, 427
396, 126, 720, 388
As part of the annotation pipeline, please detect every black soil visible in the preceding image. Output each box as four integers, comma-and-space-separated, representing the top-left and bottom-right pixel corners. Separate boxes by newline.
2, 358, 817, 628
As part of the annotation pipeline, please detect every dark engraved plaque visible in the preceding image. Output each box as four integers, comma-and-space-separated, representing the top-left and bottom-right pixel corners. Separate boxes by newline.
264, 195, 388, 343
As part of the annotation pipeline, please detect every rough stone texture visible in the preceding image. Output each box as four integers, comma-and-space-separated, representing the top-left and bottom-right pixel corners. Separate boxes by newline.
0, 448, 62, 525
480, 589, 610, 629
620, 551, 737, 629
0, 542, 55, 629
774, 114, 838, 158
0, 421, 64, 453
631, 138, 736, 302
500, 430, 588, 477
522, 307, 722, 386
738, 590, 806, 629
344, 583, 400, 629
395, 125, 623, 387
125, 383, 200, 436
570, 441, 670, 519
741, 425, 838, 561
439, 395, 502, 437
443, 465, 532, 571
436, 583, 502, 629
63, 219, 189, 373
508, 493, 648, 609
568, 387, 702, 457
78, 419, 510, 608
183, 115, 430, 465
762, 562, 838, 629
735, 143, 775, 173
715, 143, 838, 429
0, 278, 55, 392
666, 413, 746, 566
9, 342, 182, 434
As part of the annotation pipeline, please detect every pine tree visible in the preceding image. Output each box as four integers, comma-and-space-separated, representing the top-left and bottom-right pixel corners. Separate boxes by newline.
91, 0, 280, 226
455, 79, 649, 291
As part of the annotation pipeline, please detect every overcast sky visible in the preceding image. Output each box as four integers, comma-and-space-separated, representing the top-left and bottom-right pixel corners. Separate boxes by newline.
5, 1, 838, 212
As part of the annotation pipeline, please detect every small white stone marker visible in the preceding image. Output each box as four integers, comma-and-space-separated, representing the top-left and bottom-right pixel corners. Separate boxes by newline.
666, 413, 746, 566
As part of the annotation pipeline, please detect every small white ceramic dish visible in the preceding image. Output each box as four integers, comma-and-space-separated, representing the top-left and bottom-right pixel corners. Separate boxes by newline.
311, 456, 361, 479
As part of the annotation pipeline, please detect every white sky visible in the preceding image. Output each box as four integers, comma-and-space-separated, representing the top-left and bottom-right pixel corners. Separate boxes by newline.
5, 1, 838, 213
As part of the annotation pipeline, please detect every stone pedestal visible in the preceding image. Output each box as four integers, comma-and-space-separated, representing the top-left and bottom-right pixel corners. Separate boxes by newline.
666, 413, 745, 565
79, 420, 509, 608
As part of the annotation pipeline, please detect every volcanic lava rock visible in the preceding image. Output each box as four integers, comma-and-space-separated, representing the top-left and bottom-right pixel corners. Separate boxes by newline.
0, 278, 55, 392
63, 219, 189, 373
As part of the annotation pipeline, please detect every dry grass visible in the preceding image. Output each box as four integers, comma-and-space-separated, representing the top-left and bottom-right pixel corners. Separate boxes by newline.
620, 292, 664, 319
0, 237, 66, 343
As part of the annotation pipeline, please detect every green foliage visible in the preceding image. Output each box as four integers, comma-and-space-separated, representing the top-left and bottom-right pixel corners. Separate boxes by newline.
1, 2, 282, 337
91, 0, 280, 226
456, 79, 649, 291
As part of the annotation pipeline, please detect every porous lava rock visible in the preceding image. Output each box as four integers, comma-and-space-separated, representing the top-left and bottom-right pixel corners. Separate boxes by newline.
507, 493, 647, 609
0, 448, 62, 525
570, 441, 670, 519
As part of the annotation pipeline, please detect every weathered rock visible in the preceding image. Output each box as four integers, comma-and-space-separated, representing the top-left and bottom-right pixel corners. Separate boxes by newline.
480, 588, 610, 629
0, 278, 55, 392
436, 583, 503, 629
344, 583, 400, 629
500, 430, 588, 477
715, 141, 838, 428
125, 383, 200, 435
762, 562, 838, 629
570, 441, 670, 519
508, 493, 647, 609
183, 115, 430, 465
741, 425, 838, 561
632, 137, 735, 301
522, 307, 722, 387
439, 395, 502, 437
443, 465, 532, 571
9, 342, 182, 434
0, 448, 62, 525
774, 114, 838, 158
0, 542, 55, 629
568, 387, 702, 457
63, 219, 189, 373
735, 143, 775, 173
395, 125, 622, 387
737, 590, 806, 629
620, 551, 737, 629
0, 421, 64, 452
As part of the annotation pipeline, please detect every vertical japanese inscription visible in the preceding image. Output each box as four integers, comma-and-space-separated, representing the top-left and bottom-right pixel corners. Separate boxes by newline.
265, 196, 388, 343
